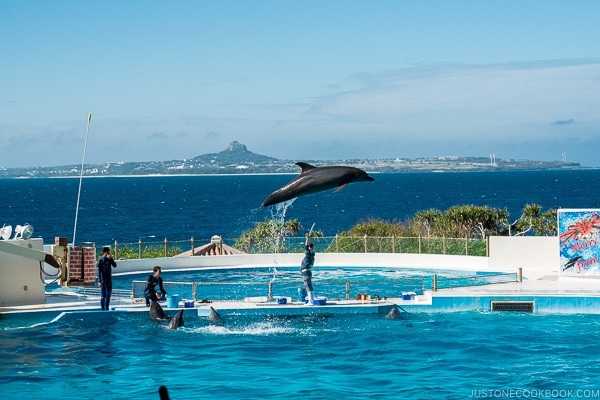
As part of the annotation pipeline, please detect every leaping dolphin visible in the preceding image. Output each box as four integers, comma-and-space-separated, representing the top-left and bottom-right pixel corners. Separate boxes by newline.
262, 162, 375, 207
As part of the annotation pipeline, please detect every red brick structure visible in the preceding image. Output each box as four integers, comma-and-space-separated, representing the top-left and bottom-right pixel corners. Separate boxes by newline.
68, 245, 97, 286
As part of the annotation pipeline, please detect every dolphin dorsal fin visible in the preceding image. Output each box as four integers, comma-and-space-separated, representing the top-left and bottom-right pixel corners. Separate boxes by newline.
295, 162, 317, 172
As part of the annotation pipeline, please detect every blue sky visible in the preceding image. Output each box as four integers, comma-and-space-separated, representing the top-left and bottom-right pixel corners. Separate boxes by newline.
1, 0, 599, 168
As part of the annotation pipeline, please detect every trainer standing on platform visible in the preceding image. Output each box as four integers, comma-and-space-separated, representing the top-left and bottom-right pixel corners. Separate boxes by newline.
97, 246, 117, 310
301, 233, 316, 305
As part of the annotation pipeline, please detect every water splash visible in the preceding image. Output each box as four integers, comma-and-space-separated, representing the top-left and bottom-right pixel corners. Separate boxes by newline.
267, 199, 296, 253
191, 321, 296, 335
266, 199, 296, 292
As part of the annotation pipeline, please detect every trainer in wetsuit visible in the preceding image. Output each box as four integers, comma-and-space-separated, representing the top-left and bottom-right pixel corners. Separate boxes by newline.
300, 234, 315, 305
97, 246, 117, 311
144, 266, 168, 307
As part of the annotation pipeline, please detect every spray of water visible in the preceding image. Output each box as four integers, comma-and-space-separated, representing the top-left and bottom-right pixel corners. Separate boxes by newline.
266, 199, 296, 295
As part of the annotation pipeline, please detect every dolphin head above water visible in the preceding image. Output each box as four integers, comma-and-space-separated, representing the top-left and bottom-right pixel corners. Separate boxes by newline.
262, 162, 374, 207
150, 301, 171, 322
208, 306, 224, 326
167, 310, 184, 330
384, 307, 403, 320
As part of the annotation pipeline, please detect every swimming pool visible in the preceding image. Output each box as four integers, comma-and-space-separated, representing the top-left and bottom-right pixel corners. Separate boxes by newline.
110, 266, 516, 303
3, 266, 594, 399
2, 309, 600, 399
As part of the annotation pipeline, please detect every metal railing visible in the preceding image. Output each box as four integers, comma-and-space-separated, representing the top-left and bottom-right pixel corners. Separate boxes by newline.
72, 286, 134, 299
108, 235, 488, 260
131, 277, 427, 303
432, 272, 519, 291
129, 271, 518, 303
53, 271, 519, 303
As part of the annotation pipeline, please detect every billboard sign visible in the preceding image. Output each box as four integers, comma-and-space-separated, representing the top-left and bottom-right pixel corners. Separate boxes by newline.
558, 209, 600, 276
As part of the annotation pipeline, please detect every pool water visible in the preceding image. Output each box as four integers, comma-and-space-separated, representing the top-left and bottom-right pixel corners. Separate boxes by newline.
113, 267, 515, 302
2, 310, 600, 399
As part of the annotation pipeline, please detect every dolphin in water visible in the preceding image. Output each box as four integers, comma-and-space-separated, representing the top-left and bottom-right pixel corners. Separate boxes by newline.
150, 301, 171, 322
208, 306, 224, 326
262, 162, 375, 207
158, 385, 170, 400
167, 310, 184, 330
384, 307, 403, 320
150, 302, 185, 329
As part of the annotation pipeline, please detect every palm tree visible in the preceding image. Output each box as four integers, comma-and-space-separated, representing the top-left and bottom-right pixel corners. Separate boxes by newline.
412, 209, 443, 237
439, 205, 509, 239
514, 203, 542, 236
234, 219, 303, 253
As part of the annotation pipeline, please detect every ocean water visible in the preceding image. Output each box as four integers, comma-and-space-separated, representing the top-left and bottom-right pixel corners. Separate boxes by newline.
3, 170, 600, 399
1, 169, 600, 246
2, 310, 600, 400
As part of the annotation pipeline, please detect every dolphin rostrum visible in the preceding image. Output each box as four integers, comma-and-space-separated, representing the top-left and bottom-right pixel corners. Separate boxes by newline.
167, 310, 184, 330
262, 162, 375, 207
208, 306, 224, 326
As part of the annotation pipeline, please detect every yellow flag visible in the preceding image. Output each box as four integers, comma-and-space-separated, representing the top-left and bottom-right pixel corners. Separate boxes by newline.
88, 113, 92, 122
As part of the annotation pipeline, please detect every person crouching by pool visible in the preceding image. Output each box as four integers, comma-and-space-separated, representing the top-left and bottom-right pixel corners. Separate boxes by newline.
144, 266, 168, 307
97, 246, 117, 310
301, 234, 316, 305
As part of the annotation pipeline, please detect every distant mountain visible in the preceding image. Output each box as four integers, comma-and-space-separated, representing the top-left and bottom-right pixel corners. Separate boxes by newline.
0, 140, 584, 178
189, 141, 278, 165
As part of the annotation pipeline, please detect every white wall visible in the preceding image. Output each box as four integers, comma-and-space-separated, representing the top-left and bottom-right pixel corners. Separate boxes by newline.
115, 237, 559, 281
0, 239, 46, 306
488, 236, 558, 280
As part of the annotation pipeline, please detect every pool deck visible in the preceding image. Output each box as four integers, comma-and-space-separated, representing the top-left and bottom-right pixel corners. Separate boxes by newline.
3, 275, 600, 318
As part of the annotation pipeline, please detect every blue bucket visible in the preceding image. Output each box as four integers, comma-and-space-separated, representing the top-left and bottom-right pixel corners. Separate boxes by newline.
167, 294, 180, 308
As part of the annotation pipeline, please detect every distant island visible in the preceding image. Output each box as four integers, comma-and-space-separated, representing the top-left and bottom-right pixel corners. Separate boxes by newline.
0, 141, 584, 178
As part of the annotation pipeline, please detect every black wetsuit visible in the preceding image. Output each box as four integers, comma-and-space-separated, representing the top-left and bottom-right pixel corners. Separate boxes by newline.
97, 255, 117, 310
144, 274, 167, 306
300, 245, 315, 291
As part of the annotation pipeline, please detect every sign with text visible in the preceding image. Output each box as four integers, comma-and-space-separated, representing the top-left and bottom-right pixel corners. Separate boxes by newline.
558, 209, 600, 276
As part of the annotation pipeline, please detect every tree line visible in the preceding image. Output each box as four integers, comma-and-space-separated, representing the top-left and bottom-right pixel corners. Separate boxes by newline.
234, 203, 557, 252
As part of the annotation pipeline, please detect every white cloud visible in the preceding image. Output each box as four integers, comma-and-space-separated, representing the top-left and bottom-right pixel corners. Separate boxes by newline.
1, 60, 599, 167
